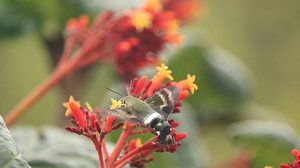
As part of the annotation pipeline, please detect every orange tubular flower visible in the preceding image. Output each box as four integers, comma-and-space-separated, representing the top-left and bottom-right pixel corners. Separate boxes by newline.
68, 101, 87, 129
173, 74, 198, 94
103, 116, 116, 133
146, 64, 174, 96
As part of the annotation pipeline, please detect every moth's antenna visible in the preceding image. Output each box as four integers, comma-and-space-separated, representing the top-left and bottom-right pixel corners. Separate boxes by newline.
135, 124, 144, 135
106, 87, 124, 97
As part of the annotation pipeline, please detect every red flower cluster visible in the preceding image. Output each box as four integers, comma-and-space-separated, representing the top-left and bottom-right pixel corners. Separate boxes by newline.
64, 64, 197, 168
265, 149, 300, 168
279, 149, 300, 168
61, 0, 201, 81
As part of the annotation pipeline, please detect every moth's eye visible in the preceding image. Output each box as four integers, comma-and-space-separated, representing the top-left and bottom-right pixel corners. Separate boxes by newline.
120, 100, 126, 107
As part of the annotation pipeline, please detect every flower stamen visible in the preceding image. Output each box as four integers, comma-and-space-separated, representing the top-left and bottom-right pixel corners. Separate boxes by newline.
146, 64, 174, 96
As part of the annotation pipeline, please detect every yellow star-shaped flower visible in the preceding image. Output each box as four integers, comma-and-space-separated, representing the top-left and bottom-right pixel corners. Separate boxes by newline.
131, 10, 152, 32
186, 74, 198, 94
110, 98, 125, 110
156, 63, 174, 81
63, 96, 80, 116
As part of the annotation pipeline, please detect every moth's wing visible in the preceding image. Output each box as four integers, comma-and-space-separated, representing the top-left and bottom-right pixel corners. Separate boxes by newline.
101, 109, 144, 124
145, 86, 180, 119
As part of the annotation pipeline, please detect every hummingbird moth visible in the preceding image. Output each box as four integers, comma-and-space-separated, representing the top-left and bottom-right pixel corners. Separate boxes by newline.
103, 85, 180, 145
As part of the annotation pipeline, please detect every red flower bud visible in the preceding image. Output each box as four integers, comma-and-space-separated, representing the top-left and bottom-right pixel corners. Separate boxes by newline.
129, 139, 137, 151
66, 15, 89, 33
174, 132, 187, 142
90, 113, 96, 130
292, 149, 300, 160
127, 37, 139, 46
133, 75, 147, 95
169, 120, 180, 127
114, 41, 132, 56
279, 164, 290, 168
103, 116, 116, 133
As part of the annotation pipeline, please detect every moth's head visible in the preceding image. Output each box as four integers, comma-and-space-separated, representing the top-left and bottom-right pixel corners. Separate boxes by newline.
120, 96, 135, 106
158, 134, 175, 145
120, 96, 146, 108
115, 96, 139, 113
155, 121, 172, 135
161, 122, 172, 135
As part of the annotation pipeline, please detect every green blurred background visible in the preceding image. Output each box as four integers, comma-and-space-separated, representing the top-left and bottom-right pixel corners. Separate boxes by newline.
0, 0, 300, 167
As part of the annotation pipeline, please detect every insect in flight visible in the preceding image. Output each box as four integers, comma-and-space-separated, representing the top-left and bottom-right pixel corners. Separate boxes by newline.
103, 85, 180, 145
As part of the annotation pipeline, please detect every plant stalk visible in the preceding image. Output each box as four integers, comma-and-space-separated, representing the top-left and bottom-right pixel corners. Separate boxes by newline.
4, 59, 79, 127
106, 122, 132, 168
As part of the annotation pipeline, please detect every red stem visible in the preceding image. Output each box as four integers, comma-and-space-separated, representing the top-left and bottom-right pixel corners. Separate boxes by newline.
114, 138, 157, 168
91, 136, 105, 168
4, 58, 79, 127
106, 122, 132, 168
102, 139, 109, 161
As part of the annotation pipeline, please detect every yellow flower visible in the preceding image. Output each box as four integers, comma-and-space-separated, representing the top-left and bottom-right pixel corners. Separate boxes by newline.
110, 98, 125, 110
145, 0, 162, 11
156, 63, 174, 81
186, 74, 198, 94
146, 63, 174, 96
63, 96, 80, 116
131, 10, 152, 32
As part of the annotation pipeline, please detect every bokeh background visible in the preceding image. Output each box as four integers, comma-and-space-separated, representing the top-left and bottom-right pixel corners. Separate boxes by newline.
0, 0, 300, 167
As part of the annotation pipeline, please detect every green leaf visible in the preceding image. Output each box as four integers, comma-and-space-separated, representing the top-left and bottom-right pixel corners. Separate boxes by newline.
229, 120, 300, 148
0, 1, 31, 38
172, 102, 208, 168
229, 120, 300, 167
11, 126, 114, 168
0, 33, 60, 126
0, 0, 97, 39
168, 44, 252, 120
0, 115, 31, 168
